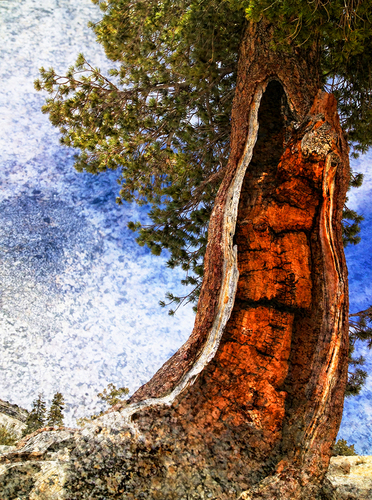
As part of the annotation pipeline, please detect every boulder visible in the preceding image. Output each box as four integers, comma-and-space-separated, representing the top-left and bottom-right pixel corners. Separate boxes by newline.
0, 427, 75, 500
323, 455, 372, 500
0, 433, 371, 500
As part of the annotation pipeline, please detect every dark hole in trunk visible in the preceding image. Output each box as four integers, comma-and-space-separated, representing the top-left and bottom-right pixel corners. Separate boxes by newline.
253, 80, 287, 170
199, 79, 301, 464
235, 79, 289, 300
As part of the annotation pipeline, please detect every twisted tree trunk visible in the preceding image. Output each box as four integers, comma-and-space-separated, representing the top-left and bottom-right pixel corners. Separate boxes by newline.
107, 21, 348, 498
0, 21, 350, 500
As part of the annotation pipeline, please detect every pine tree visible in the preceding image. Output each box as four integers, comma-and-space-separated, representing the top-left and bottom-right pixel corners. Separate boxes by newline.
35, 0, 372, 313
22, 393, 46, 436
346, 306, 372, 396
76, 383, 129, 427
35, 0, 372, 397
33, 3, 372, 495
47, 392, 65, 427
97, 383, 129, 407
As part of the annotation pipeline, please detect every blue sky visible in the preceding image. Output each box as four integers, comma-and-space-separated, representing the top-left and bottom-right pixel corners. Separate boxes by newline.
0, 0, 194, 425
0, 0, 371, 453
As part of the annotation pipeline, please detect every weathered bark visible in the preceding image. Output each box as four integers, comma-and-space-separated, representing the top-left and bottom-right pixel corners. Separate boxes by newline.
129, 21, 322, 405
0, 21, 350, 500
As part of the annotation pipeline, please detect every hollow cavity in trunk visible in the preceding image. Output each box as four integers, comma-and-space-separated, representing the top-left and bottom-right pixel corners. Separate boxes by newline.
160, 80, 316, 475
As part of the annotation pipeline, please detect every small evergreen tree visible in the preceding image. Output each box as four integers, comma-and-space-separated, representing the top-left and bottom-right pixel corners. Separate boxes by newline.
47, 392, 65, 427
332, 439, 357, 456
22, 393, 46, 436
346, 307, 372, 396
97, 383, 129, 407
76, 383, 129, 427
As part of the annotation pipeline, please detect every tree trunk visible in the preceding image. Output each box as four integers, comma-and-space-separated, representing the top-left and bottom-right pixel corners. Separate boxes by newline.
111, 21, 348, 498
0, 21, 350, 500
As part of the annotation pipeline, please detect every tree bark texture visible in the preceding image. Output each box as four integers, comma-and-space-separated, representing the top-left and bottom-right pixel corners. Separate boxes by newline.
0, 21, 350, 500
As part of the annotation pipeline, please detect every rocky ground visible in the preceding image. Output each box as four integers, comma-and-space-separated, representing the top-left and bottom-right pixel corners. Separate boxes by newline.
0, 398, 28, 440
0, 414, 371, 500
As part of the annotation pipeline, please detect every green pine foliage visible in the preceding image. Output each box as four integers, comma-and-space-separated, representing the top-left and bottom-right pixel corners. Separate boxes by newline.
0, 424, 18, 446
35, 0, 243, 312
342, 171, 365, 247
22, 393, 47, 436
342, 204, 364, 247
47, 392, 65, 427
332, 438, 357, 456
346, 307, 372, 397
97, 383, 129, 407
76, 383, 129, 427
34, 0, 372, 313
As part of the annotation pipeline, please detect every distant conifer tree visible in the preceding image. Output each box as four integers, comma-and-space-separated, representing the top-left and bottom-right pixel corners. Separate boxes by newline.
47, 392, 65, 427
346, 307, 372, 396
97, 383, 129, 407
332, 439, 357, 456
22, 393, 46, 436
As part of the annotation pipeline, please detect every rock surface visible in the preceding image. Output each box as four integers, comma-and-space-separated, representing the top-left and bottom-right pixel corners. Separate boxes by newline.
0, 433, 371, 500
324, 455, 372, 499
0, 398, 28, 438
0, 428, 75, 500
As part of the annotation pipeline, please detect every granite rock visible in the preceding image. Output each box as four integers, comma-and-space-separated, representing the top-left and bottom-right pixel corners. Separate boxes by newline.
0, 427, 77, 500
324, 455, 372, 500
0, 398, 28, 438
0, 431, 371, 500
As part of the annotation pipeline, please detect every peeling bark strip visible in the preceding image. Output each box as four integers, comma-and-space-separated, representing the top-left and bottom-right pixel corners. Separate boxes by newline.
0, 21, 350, 500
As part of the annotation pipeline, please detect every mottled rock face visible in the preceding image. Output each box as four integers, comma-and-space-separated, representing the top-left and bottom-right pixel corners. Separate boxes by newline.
0, 399, 28, 438
0, 428, 75, 500
1, 433, 369, 500
324, 456, 372, 499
